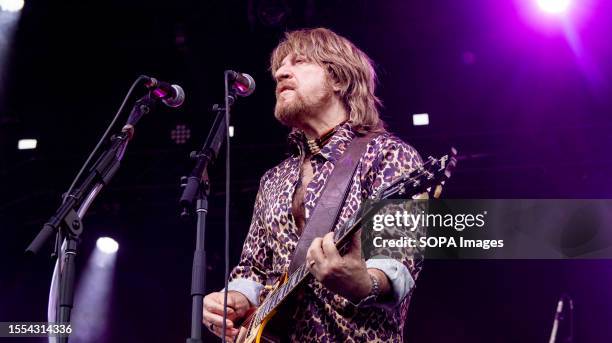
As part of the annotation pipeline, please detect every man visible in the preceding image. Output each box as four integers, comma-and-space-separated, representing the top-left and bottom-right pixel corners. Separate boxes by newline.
203, 28, 423, 342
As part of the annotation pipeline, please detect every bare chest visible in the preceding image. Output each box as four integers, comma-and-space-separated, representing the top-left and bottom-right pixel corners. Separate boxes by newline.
291, 157, 314, 234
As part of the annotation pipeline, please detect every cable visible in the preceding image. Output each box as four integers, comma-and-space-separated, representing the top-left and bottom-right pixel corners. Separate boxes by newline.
62, 75, 147, 203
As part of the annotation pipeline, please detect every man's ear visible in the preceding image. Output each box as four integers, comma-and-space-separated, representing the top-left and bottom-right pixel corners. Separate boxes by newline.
326, 67, 344, 93
331, 79, 344, 93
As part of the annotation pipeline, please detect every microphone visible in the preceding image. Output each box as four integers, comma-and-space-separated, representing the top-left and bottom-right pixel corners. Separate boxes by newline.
144, 76, 185, 108
226, 70, 255, 97
121, 76, 185, 139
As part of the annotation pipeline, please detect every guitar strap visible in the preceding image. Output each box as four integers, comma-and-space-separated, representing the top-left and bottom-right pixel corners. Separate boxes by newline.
287, 131, 379, 274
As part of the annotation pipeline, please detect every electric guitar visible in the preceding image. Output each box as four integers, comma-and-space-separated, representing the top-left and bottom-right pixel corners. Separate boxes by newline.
234, 148, 458, 343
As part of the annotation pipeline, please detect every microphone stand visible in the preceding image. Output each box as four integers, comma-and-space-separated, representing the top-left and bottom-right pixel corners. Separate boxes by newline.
181, 94, 236, 342
548, 294, 574, 343
26, 94, 159, 343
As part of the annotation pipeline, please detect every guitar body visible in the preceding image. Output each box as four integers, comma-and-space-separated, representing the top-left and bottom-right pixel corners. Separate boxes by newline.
236, 275, 295, 343
235, 309, 277, 343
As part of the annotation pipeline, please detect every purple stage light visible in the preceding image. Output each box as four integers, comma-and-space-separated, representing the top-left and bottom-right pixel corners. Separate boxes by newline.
537, 0, 571, 14
514, 0, 592, 33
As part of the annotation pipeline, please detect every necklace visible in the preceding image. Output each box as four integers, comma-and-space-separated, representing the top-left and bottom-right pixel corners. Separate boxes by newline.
306, 127, 336, 155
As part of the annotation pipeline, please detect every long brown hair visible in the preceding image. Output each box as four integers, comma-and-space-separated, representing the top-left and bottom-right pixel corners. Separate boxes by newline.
271, 28, 385, 133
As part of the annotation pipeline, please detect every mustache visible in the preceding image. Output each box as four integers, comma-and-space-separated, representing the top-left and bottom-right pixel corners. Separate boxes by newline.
276, 82, 296, 95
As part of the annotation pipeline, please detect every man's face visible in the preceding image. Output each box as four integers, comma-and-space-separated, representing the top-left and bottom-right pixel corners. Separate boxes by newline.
273, 53, 335, 127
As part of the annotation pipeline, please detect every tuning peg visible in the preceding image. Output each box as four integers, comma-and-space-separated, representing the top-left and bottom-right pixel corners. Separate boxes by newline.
180, 176, 188, 188
398, 184, 406, 195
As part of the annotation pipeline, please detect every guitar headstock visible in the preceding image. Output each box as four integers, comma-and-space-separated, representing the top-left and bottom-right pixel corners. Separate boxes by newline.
376, 147, 458, 200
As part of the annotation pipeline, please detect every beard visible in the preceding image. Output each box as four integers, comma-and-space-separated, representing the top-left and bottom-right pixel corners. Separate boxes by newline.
274, 92, 310, 127
274, 83, 334, 128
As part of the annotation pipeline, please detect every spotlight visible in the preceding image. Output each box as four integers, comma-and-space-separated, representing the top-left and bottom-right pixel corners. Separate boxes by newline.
537, 0, 571, 14
229, 125, 235, 137
17, 138, 37, 150
412, 113, 430, 126
96, 237, 119, 254
0, 0, 24, 12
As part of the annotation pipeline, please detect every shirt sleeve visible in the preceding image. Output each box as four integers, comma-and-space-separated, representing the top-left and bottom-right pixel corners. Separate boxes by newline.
365, 257, 415, 310
362, 136, 424, 310
226, 279, 264, 307
226, 176, 272, 307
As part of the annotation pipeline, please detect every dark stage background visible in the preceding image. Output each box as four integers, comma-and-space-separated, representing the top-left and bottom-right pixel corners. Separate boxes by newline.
1, 0, 611, 342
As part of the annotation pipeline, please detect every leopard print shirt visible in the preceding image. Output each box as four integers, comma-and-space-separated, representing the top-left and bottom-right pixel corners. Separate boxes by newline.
229, 121, 423, 342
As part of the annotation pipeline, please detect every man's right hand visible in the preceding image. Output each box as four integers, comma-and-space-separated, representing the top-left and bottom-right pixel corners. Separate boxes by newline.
203, 290, 252, 341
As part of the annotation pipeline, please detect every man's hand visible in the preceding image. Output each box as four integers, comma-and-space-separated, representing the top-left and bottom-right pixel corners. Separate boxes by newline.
306, 231, 389, 303
203, 290, 252, 341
